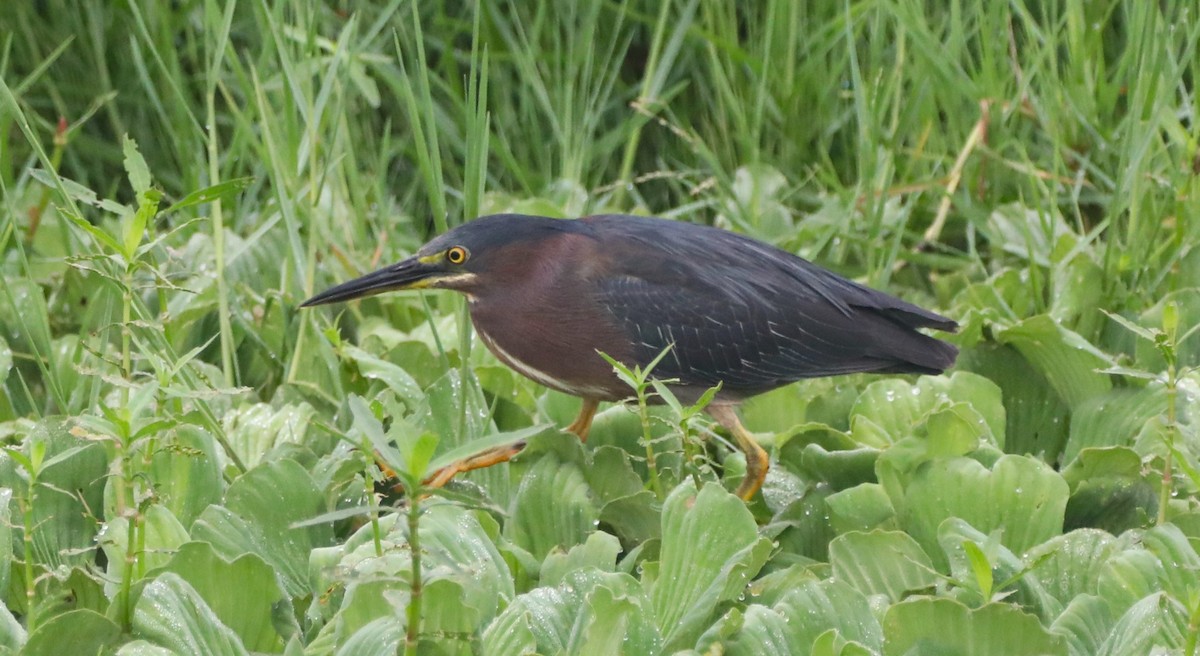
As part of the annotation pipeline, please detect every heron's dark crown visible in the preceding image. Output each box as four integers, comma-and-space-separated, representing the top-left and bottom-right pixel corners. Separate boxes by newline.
420, 214, 581, 258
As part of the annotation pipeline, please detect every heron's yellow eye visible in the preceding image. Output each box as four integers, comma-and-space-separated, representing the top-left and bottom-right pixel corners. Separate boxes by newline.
446, 246, 469, 265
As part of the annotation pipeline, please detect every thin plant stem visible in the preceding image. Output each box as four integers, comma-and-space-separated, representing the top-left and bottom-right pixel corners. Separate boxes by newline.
1158, 361, 1177, 526
638, 394, 664, 501
21, 483, 35, 634
121, 495, 138, 629
364, 447, 384, 558
116, 266, 135, 631
404, 494, 423, 655
207, 91, 235, 388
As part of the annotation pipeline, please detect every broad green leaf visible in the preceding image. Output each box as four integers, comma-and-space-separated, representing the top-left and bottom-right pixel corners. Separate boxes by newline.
161, 542, 288, 652
1172, 510, 1200, 541
598, 491, 662, 546
1051, 253, 1104, 329
811, 630, 877, 656
541, 530, 622, 586
474, 362, 540, 409
481, 568, 660, 655
100, 504, 189, 597
409, 578, 480, 655
328, 580, 399, 646
18, 567, 107, 627
958, 343, 1069, 459
1026, 530, 1120, 607
874, 435, 976, 504
1095, 548, 1163, 616
587, 444, 653, 503
478, 603, 537, 656
851, 372, 1004, 449
191, 458, 332, 597
480, 190, 572, 218
334, 617, 402, 656
843, 415, 892, 450
996, 315, 1113, 409
936, 519, 1061, 620
742, 385, 813, 434
577, 581, 659, 656
1061, 447, 1156, 533
222, 402, 316, 469
116, 641, 176, 656
923, 402, 993, 453
706, 604, 805, 655
0, 603, 25, 651
850, 380, 925, 445
773, 483, 837, 561
826, 483, 897, 533
1095, 592, 1189, 656
21, 609, 121, 656
883, 598, 1066, 655
787, 419, 864, 455
986, 203, 1072, 267
132, 572, 248, 656
544, 396, 643, 459
723, 163, 792, 238
830, 530, 938, 601
799, 445, 880, 489
1063, 386, 1167, 464
417, 368, 494, 455
1050, 594, 1113, 656
505, 452, 599, 561
317, 503, 513, 636
411, 505, 514, 623
342, 344, 424, 404
2, 419, 107, 569
748, 564, 822, 608
143, 425, 224, 527
776, 578, 884, 651
1140, 524, 1200, 601
895, 455, 1068, 568
650, 482, 773, 651
1061, 448, 1143, 489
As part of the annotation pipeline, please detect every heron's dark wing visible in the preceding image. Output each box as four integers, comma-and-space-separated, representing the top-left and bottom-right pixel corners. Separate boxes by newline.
595, 273, 928, 393
584, 215, 957, 393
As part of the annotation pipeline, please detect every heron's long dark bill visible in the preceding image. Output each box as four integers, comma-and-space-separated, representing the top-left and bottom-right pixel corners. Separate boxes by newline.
300, 257, 436, 307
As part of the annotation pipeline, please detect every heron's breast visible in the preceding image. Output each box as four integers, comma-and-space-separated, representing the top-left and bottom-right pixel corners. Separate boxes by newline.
467, 280, 634, 401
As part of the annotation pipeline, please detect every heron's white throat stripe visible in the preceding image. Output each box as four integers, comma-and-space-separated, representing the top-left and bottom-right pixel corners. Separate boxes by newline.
478, 332, 610, 398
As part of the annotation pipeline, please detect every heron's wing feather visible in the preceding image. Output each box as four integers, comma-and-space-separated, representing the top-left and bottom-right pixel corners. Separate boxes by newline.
593, 273, 945, 393
584, 216, 956, 391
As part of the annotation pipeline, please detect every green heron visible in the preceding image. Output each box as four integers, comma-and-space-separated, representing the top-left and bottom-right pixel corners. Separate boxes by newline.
302, 214, 957, 499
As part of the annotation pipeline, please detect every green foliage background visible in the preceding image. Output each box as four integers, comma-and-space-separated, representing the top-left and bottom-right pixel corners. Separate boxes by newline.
1, 1, 1198, 654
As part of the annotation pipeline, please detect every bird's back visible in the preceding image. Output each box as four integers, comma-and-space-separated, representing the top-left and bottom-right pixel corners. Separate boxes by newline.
579, 214, 958, 397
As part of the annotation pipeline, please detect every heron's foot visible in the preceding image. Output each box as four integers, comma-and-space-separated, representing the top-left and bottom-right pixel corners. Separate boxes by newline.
707, 404, 769, 501
421, 442, 529, 489
374, 442, 529, 495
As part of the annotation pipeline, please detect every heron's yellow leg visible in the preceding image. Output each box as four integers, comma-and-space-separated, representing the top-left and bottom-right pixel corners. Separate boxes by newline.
708, 404, 768, 500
